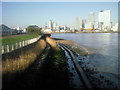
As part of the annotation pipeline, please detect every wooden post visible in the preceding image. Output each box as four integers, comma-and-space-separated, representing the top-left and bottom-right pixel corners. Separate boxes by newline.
24, 41, 25, 46
16, 43, 18, 49
2, 46, 4, 54
29, 40, 30, 44
7, 45, 9, 53
19, 42, 21, 47
28, 40, 29, 44
24, 40, 26, 46
23, 41, 25, 47
26, 40, 27, 45
25, 40, 27, 45
12, 45, 14, 51
26, 40, 28, 45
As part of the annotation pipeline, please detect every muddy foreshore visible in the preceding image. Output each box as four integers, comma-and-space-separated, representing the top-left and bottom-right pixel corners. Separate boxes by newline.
52, 37, 119, 89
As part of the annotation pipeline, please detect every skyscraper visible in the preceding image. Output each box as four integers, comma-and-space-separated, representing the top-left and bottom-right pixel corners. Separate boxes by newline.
98, 10, 104, 23
104, 10, 111, 27
98, 10, 111, 30
53, 22, 57, 30
88, 12, 95, 24
48, 20, 53, 30
76, 16, 83, 31
87, 12, 95, 29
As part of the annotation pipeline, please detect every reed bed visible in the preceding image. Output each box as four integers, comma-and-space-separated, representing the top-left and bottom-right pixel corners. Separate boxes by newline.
46, 37, 60, 50
2, 39, 46, 74
46, 38, 88, 56
55, 40, 74, 46
55, 39, 90, 56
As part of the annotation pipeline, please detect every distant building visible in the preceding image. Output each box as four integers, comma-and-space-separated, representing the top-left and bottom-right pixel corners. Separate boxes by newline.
112, 23, 118, 31
66, 26, 70, 30
104, 10, 111, 28
87, 12, 95, 30
94, 22, 98, 29
60, 30, 65, 32
70, 27, 75, 32
98, 10, 104, 23
42, 27, 52, 33
0, 24, 18, 36
86, 22, 93, 30
17, 26, 21, 30
53, 22, 57, 30
82, 19, 87, 29
56, 25, 60, 31
98, 10, 111, 30
48, 20, 53, 30
63, 25, 67, 30
16, 26, 23, 34
76, 16, 83, 31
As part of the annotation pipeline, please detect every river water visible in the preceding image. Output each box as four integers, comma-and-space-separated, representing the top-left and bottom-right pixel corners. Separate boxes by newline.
51, 33, 119, 76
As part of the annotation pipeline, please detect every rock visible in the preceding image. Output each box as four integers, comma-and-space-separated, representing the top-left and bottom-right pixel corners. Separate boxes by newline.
100, 75, 104, 79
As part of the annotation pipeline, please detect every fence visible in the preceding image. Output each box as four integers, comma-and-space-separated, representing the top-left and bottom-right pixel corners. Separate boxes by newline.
2, 36, 41, 54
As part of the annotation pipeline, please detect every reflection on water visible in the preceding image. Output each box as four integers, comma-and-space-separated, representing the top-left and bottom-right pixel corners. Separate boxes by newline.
52, 33, 118, 75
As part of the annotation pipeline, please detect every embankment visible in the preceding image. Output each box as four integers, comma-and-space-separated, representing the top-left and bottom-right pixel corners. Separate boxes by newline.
2, 35, 46, 87
2, 34, 71, 89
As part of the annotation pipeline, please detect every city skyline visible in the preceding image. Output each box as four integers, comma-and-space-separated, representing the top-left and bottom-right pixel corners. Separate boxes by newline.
2, 2, 118, 28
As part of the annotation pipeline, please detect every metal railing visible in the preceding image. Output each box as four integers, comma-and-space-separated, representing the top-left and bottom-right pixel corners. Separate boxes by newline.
2, 36, 41, 54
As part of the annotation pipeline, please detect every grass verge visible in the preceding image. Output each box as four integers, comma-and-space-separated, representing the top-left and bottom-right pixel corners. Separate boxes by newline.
2, 34, 39, 45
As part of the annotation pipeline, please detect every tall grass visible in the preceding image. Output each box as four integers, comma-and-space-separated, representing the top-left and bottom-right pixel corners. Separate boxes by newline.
2, 39, 46, 74
46, 37, 60, 50
55, 39, 89, 56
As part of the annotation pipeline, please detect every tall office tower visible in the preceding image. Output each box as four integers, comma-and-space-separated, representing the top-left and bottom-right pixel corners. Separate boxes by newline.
98, 10, 104, 30
53, 22, 57, 30
48, 20, 53, 30
98, 10, 104, 23
98, 10, 111, 30
87, 12, 95, 29
76, 16, 83, 31
104, 10, 111, 28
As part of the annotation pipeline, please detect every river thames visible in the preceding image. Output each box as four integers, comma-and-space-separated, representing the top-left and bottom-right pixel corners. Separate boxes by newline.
52, 33, 119, 76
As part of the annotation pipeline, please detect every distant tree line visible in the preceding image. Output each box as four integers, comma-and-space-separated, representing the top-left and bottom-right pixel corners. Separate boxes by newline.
26, 25, 42, 34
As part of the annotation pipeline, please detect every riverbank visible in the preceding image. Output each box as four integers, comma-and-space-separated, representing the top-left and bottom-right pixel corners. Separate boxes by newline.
53, 34, 120, 88
2, 35, 71, 89
2, 34, 119, 89
51, 31, 119, 34
52, 37, 119, 88
51, 33, 118, 75
53, 38, 92, 55
54, 38, 119, 88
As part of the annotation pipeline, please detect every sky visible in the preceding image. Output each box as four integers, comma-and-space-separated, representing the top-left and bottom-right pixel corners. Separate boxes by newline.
2, 2, 118, 28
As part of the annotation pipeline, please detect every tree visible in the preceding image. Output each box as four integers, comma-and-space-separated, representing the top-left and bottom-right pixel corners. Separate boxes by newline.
26, 25, 42, 34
